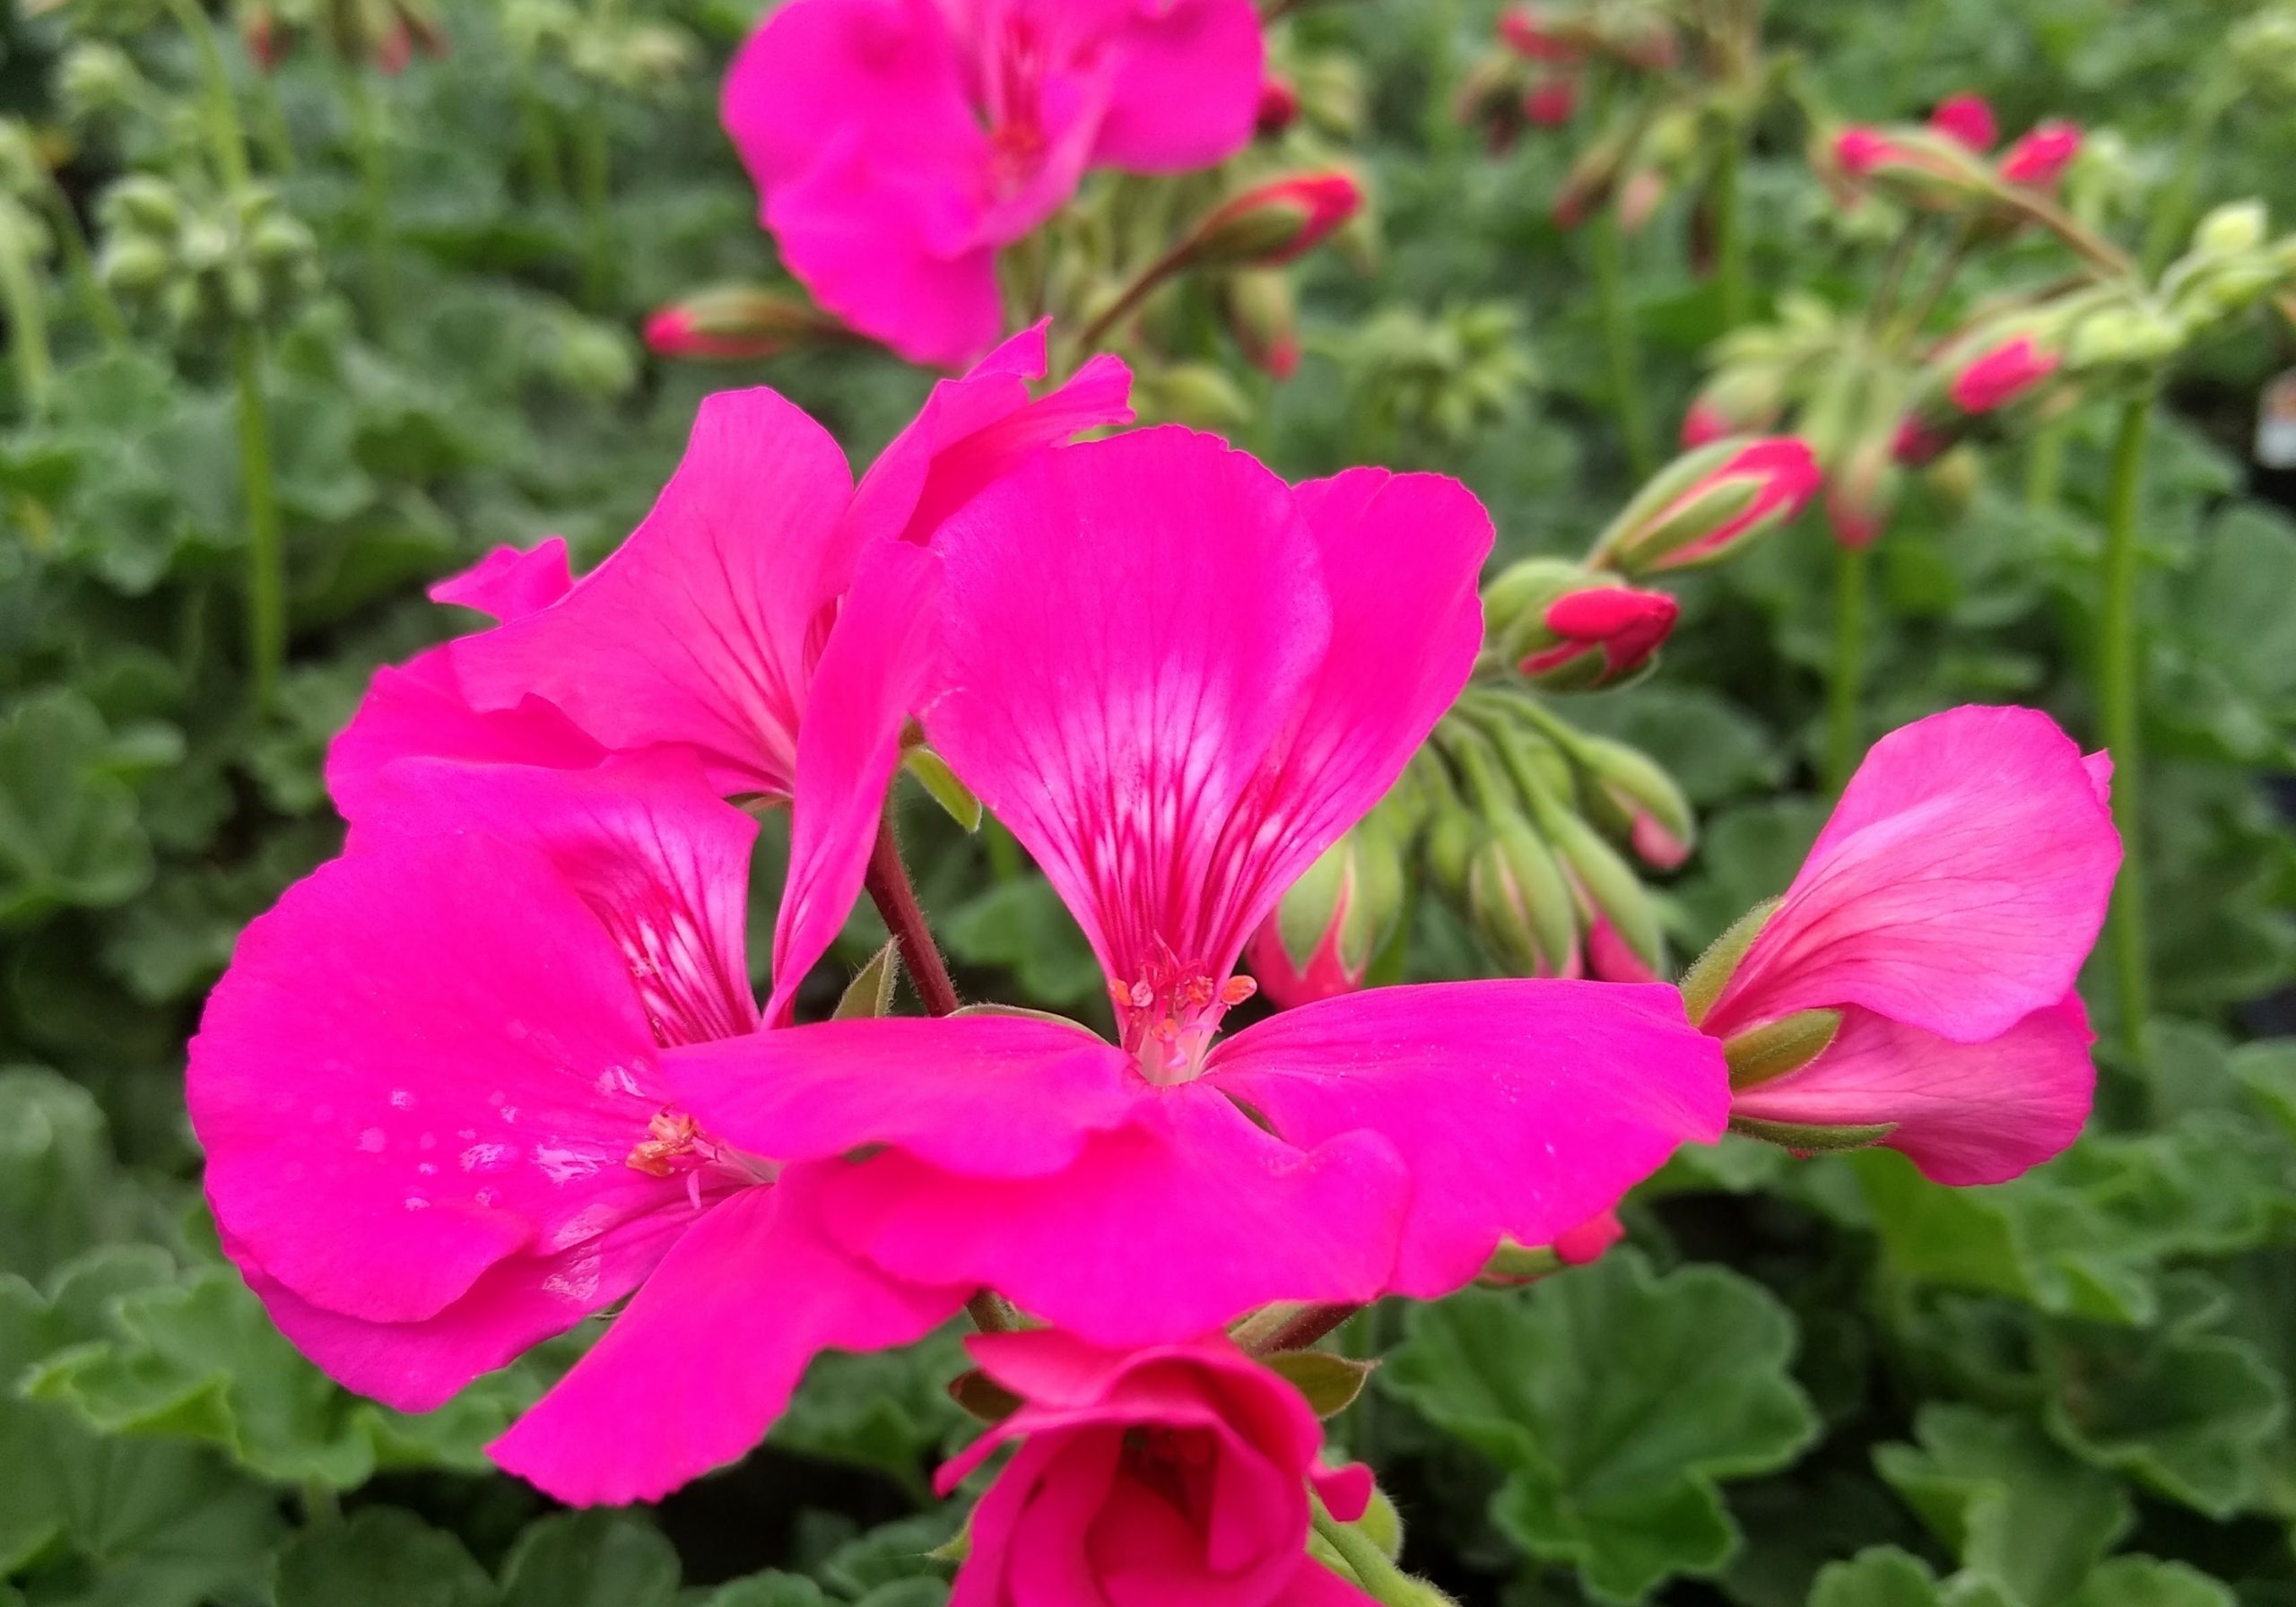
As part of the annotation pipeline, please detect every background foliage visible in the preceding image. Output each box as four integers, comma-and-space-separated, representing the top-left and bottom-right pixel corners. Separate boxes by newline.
1, 0, 2293, 1603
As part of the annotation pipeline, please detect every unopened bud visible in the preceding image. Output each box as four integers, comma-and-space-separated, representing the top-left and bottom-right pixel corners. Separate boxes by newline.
1822, 124, 1991, 213
2064, 302, 2181, 369
1223, 269, 1300, 380
58, 42, 144, 122
1589, 437, 1822, 576
103, 175, 184, 238
1292, 54, 1365, 139
1927, 92, 1996, 153
1256, 72, 1300, 135
97, 235, 172, 295
1538, 803, 1665, 979
1998, 119, 2081, 188
1723, 1009, 1843, 1090
1456, 54, 1529, 152
1478, 1211, 1621, 1288
1486, 560, 1679, 691
1468, 814, 1582, 979
1523, 71, 1578, 127
1246, 822, 1405, 1008
1617, 168, 1667, 235
1573, 733, 1694, 870
1682, 368, 1786, 448
2195, 199, 2268, 257
642, 284, 839, 361
1948, 333, 2060, 413
1182, 172, 1364, 270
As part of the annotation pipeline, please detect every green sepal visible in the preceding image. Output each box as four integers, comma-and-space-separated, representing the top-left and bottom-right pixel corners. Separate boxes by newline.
1724, 1009, 1843, 1090
833, 942, 900, 1020
945, 1368, 1022, 1425
1262, 1349, 1376, 1418
1680, 897, 1779, 1025
903, 747, 981, 832
1729, 1113, 1895, 1153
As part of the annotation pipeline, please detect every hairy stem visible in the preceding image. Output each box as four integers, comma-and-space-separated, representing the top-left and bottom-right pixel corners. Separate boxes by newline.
1589, 206, 1656, 478
165, 0, 252, 190
1711, 131, 1749, 328
1311, 1506, 1420, 1605
232, 323, 285, 715
864, 812, 961, 1018
1825, 538, 1871, 793
1246, 1302, 1361, 1356
2098, 392, 2154, 1073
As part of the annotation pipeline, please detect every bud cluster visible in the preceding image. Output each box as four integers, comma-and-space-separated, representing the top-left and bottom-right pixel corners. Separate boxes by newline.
238, 0, 448, 74
97, 176, 318, 334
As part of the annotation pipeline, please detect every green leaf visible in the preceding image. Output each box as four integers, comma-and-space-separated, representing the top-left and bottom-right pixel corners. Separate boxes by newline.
939, 877, 1106, 1009
1383, 1250, 1819, 1603
272, 1507, 491, 1607
1874, 1405, 2131, 1607
0, 691, 155, 926
1807, 1548, 2016, 1607
496, 1511, 681, 1607
2061, 1559, 2235, 1607
700, 1577, 833, 1607
0, 1070, 119, 1283
770, 1326, 971, 1500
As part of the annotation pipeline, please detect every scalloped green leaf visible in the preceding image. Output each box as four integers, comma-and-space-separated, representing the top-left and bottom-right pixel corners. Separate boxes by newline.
497, 1511, 680, 1607
272, 1507, 491, 1607
1383, 1250, 1819, 1603
1807, 1548, 2015, 1607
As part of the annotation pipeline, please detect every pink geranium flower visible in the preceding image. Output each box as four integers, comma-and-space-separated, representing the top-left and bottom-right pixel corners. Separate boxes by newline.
1704, 706, 2120, 1184
724, 0, 1265, 366
939, 1330, 1377, 1607
189, 753, 973, 1505
329, 325, 1129, 1023
666, 428, 1729, 1342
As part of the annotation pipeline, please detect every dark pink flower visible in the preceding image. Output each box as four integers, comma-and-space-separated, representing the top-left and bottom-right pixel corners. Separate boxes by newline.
1949, 334, 2060, 413
724, 0, 1265, 366
1706, 707, 2119, 1184
1999, 119, 2082, 187
939, 1330, 1376, 1607
1928, 92, 1997, 153
191, 755, 970, 1505
667, 428, 1728, 1344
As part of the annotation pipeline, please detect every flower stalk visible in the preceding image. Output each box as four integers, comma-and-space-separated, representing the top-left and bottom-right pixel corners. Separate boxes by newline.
864, 812, 961, 1018
2098, 389, 2154, 1071
1589, 204, 1656, 477
1825, 537, 1870, 793
231, 322, 285, 716
164, 0, 254, 192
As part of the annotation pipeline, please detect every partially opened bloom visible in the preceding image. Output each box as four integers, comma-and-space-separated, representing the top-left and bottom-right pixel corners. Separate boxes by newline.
329, 324, 1128, 1021
190, 753, 970, 1506
667, 427, 1729, 1343
1694, 706, 2119, 1184
939, 1330, 1377, 1607
724, 0, 1265, 365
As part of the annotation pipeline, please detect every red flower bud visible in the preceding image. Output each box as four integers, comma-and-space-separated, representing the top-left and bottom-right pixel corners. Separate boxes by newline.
1597, 438, 1822, 575
643, 286, 839, 360
1833, 126, 1905, 178
1681, 400, 1732, 449
1999, 120, 2081, 187
1523, 73, 1578, 127
1187, 171, 1363, 268
1521, 585, 1680, 688
1256, 72, 1300, 135
1223, 270, 1300, 381
1499, 4, 1578, 62
1949, 334, 2060, 413
1928, 92, 1997, 153
1892, 417, 1949, 467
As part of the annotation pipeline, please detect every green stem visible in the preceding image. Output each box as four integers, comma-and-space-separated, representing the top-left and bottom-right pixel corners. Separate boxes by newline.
164, 0, 252, 190
517, 79, 567, 199
232, 323, 285, 716
2098, 392, 2154, 1072
1711, 131, 1749, 328
0, 225, 54, 417
252, 68, 298, 176
339, 65, 394, 326
40, 184, 129, 351
575, 109, 613, 305
2142, 69, 2237, 279
1589, 206, 1656, 478
1825, 539, 1871, 793
1311, 1507, 1422, 1606
2025, 416, 2071, 512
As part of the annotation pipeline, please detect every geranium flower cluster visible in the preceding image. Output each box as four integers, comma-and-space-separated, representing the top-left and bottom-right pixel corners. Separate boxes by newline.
190, 324, 2120, 1601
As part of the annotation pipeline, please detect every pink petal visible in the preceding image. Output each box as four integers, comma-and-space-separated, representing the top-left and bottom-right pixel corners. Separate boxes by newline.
1734, 996, 2095, 1185
810, 1082, 1410, 1344
665, 1013, 1146, 1179
227, 1211, 687, 1412
1205, 980, 1729, 1297
1091, 0, 1265, 171
429, 539, 574, 621
1272, 1564, 1380, 1606
448, 389, 859, 795
847, 322, 1135, 550
489, 1172, 968, 1505
344, 751, 761, 1046
924, 426, 1333, 994
768, 540, 944, 1023
948, 1437, 1072, 1607
1706, 706, 2120, 1045
191, 832, 690, 1325
1311, 1462, 1375, 1525
326, 659, 606, 823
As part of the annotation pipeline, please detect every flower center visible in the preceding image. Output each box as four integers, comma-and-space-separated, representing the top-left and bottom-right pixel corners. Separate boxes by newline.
1115, 952, 1257, 1086
625, 1108, 776, 1203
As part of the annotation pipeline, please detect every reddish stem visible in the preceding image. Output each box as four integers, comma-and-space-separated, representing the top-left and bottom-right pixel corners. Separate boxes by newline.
864, 812, 961, 1019
1249, 1302, 1361, 1355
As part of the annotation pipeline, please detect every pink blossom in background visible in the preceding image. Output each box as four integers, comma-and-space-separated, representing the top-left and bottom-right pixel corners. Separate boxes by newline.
1928, 92, 1997, 152
668, 427, 1729, 1344
189, 755, 970, 1506
1999, 119, 2082, 187
1949, 334, 2060, 413
1639, 437, 1823, 571
723, 0, 1265, 366
1707, 706, 2120, 1184
328, 325, 1127, 1022
939, 1330, 1377, 1607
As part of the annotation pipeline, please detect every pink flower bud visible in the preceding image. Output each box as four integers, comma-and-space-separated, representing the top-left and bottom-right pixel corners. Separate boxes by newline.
1927, 92, 1997, 153
1833, 126, 1905, 178
1500, 4, 1577, 62
1681, 400, 1732, 449
1598, 438, 1823, 575
1892, 418, 1949, 466
1552, 1211, 1625, 1265
1949, 334, 2060, 413
1521, 585, 1680, 689
1523, 73, 1578, 126
1999, 120, 2081, 187
1223, 270, 1300, 381
1246, 826, 1403, 1009
1256, 72, 1300, 135
642, 286, 838, 360
1187, 171, 1363, 268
